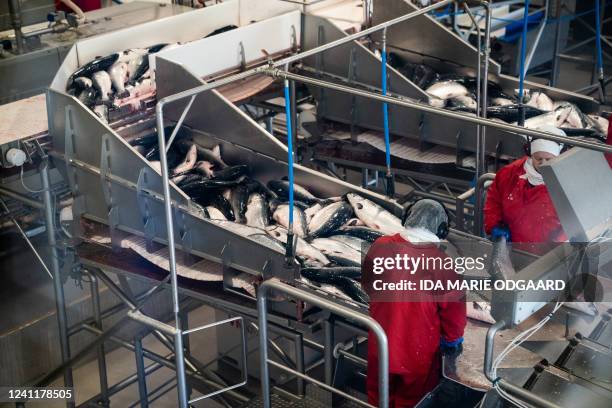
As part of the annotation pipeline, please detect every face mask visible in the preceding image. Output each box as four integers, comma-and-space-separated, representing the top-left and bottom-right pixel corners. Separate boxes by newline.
520, 158, 544, 186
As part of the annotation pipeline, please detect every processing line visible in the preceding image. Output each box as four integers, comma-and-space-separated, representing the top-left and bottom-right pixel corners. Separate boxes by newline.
7, 1, 611, 407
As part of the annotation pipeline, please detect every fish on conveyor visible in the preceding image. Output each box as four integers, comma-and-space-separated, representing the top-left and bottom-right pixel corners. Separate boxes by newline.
93, 104, 108, 122
303, 198, 340, 223
490, 96, 514, 107
344, 218, 366, 227
515, 112, 557, 129
558, 128, 606, 142
77, 88, 97, 107
267, 180, 320, 205
486, 104, 547, 123
554, 101, 589, 129
334, 277, 369, 304
587, 114, 609, 135
335, 225, 386, 243
446, 95, 478, 112
307, 201, 353, 238
265, 225, 330, 266
175, 139, 228, 169
74, 77, 93, 91
118, 48, 148, 82
311, 238, 362, 267
346, 193, 403, 235
328, 234, 369, 254
212, 165, 249, 181
523, 90, 554, 112
92, 71, 113, 102
171, 144, 198, 176
245, 193, 269, 229
272, 204, 308, 238
301, 266, 362, 280
488, 235, 515, 282
247, 233, 285, 252
108, 61, 129, 96
66, 53, 119, 90
425, 80, 469, 101
193, 161, 215, 178
205, 206, 227, 220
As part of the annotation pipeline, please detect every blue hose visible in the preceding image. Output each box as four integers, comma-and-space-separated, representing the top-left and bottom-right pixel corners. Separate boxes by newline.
381, 40, 391, 171
283, 80, 294, 227
518, 0, 531, 104
596, 0, 604, 74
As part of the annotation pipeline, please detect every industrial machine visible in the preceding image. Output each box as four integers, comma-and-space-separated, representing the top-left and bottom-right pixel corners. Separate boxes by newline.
1, 1, 611, 407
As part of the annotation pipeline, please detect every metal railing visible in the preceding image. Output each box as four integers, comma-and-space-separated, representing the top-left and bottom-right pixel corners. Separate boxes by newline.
257, 279, 389, 408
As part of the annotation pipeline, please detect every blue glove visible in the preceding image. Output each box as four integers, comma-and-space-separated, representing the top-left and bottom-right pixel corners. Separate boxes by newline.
491, 225, 511, 242
440, 337, 464, 355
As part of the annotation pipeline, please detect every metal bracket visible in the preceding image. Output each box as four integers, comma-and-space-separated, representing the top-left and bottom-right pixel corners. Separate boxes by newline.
100, 134, 121, 251
136, 166, 157, 253
238, 41, 246, 71
290, 25, 298, 52
316, 25, 327, 118
175, 206, 194, 266
64, 105, 80, 196
348, 47, 359, 143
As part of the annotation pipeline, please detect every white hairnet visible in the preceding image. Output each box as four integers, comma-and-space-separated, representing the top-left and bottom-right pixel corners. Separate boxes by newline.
532, 126, 565, 156
403, 199, 448, 235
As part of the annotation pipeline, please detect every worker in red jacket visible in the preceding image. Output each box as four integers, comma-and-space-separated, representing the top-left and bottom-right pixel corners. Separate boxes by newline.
55, 0, 101, 20
484, 126, 567, 243
363, 199, 466, 407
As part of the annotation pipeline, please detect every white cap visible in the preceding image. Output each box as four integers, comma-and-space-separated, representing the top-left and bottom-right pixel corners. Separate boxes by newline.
532, 126, 565, 156
5, 148, 27, 167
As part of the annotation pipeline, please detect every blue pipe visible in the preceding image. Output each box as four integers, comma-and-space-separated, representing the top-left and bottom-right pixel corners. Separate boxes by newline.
381, 36, 391, 172
595, 0, 604, 74
518, 0, 531, 104
283, 80, 295, 227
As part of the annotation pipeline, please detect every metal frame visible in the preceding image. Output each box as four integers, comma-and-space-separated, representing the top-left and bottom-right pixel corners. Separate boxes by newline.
257, 279, 389, 408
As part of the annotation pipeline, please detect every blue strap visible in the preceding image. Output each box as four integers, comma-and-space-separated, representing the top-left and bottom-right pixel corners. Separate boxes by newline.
596, 0, 604, 74
518, 0, 531, 103
283, 80, 294, 227
381, 41, 391, 172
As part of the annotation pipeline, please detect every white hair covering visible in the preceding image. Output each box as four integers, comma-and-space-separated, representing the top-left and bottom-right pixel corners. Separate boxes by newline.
531, 126, 565, 156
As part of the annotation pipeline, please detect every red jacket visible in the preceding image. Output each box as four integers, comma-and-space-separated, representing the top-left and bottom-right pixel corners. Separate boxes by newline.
363, 234, 466, 406
484, 157, 566, 243
55, 0, 101, 13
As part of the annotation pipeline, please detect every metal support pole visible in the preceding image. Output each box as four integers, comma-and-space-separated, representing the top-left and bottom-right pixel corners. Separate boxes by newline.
463, 4, 483, 182
295, 333, 305, 397
0, 186, 44, 209
134, 336, 150, 408
381, 27, 394, 197
550, 0, 563, 86
518, 0, 531, 127
290, 79, 298, 161
7, 0, 24, 54
480, 1, 492, 174
595, 0, 606, 103
41, 159, 74, 408
324, 318, 335, 386
89, 274, 109, 407
156, 104, 193, 408
473, 172, 496, 237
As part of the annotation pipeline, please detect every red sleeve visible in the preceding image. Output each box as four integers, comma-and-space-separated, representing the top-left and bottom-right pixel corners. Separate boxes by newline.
434, 251, 467, 342
439, 299, 466, 342
484, 174, 503, 234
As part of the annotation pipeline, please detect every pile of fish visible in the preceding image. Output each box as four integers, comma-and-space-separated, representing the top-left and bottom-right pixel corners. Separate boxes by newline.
129, 133, 407, 304
65, 43, 176, 121
388, 53, 609, 141
65, 25, 238, 122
